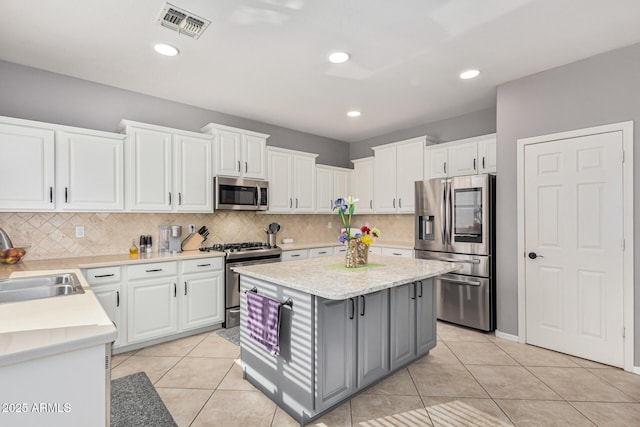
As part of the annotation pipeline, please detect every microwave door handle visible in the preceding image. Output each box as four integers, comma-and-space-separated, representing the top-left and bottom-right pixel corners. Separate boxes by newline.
255, 187, 260, 207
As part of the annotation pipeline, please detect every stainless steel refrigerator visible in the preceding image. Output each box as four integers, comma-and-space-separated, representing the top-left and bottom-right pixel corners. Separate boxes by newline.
414, 174, 496, 331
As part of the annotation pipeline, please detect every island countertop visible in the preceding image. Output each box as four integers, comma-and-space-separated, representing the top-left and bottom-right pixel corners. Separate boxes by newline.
233, 254, 459, 300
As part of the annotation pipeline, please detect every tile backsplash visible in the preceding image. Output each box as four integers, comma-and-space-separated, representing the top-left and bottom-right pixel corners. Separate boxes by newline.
0, 212, 414, 260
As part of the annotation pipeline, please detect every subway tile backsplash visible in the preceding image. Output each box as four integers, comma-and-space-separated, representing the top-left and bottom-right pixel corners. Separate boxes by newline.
0, 212, 414, 260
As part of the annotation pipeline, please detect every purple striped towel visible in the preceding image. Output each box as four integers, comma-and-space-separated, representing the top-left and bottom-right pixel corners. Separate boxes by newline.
246, 291, 282, 356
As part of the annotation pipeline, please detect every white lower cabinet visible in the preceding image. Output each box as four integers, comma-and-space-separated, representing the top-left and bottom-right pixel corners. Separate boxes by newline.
381, 247, 413, 258
180, 258, 224, 331
85, 266, 124, 348
309, 246, 334, 258
282, 249, 309, 261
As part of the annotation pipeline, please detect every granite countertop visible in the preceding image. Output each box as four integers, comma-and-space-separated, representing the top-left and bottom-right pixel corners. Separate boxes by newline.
0, 250, 225, 279
0, 269, 117, 367
233, 254, 459, 300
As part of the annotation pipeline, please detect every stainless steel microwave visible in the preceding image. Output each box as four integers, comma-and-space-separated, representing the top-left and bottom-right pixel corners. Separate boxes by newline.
214, 176, 268, 211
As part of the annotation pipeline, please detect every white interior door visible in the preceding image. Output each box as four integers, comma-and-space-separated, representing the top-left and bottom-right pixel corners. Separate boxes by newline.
524, 131, 624, 367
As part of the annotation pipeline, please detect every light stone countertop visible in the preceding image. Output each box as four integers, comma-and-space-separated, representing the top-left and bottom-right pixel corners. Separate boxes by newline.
277, 241, 413, 251
0, 269, 117, 367
233, 254, 459, 300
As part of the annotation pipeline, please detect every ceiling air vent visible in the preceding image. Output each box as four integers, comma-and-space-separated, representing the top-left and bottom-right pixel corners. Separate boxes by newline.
156, 3, 211, 39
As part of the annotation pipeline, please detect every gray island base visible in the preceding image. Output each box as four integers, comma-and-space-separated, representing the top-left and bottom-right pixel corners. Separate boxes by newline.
233, 255, 459, 426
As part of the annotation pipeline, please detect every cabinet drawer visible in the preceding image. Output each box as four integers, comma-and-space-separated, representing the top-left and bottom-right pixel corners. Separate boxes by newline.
309, 247, 333, 258
381, 247, 413, 258
181, 257, 223, 274
85, 266, 121, 285
282, 249, 309, 261
368, 246, 382, 255
334, 246, 347, 255
128, 261, 177, 280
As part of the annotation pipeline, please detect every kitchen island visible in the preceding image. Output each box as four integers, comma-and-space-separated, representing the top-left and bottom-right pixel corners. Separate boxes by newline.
233, 254, 458, 426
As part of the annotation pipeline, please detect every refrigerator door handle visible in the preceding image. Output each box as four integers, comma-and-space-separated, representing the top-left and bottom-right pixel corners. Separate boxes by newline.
445, 181, 453, 245
440, 182, 447, 244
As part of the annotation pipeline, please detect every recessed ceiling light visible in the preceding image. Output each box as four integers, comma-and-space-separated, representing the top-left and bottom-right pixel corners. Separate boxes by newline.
329, 52, 350, 64
347, 110, 361, 118
460, 69, 480, 80
154, 43, 179, 57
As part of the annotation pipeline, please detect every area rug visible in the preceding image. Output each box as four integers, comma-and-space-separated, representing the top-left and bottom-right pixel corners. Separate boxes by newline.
111, 372, 177, 427
216, 326, 240, 346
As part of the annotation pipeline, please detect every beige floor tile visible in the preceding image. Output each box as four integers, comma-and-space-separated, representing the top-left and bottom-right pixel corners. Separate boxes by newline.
351, 394, 431, 426
111, 355, 180, 383
587, 368, 640, 401
412, 341, 462, 365
187, 334, 241, 358
363, 368, 419, 396
567, 355, 615, 369
446, 342, 519, 366
155, 357, 235, 389
422, 397, 513, 426
496, 399, 595, 426
134, 334, 208, 357
271, 402, 352, 427
571, 402, 640, 426
191, 390, 276, 427
496, 342, 581, 367
110, 351, 136, 368
409, 363, 489, 398
528, 367, 634, 402
437, 322, 494, 342
217, 360, 257, 391
467, 365, 561, 400
427, 399, 512, 426
155, 387, 214, 427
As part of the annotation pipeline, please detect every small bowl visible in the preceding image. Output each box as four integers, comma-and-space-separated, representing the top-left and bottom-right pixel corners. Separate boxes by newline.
0, 247, 27, 265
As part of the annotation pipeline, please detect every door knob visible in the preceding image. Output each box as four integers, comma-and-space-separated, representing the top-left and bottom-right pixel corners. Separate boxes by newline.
528, 252, 543, 259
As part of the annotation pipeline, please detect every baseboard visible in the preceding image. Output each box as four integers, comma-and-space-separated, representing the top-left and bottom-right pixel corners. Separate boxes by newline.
633, 366, 640, 375
495, 330, 519, 342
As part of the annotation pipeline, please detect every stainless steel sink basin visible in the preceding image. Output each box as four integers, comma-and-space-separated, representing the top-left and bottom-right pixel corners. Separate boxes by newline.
0, 273, 85, 304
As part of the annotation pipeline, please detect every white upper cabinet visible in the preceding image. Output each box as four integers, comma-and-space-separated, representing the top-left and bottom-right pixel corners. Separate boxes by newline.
424, 133, 496, 179
315, 165, 352, 213
0, 116, 124, 212
56, 130, 125, 211
120, 120, 212, 212
0, 120, 55, 211
201, 123, 268, 179
373, 136, 426, 213
351, 157, 374, 213
267, 147, 317, 213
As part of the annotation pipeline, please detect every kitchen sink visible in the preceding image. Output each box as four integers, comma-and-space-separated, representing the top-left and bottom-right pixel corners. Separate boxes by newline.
0, 273, 85, 304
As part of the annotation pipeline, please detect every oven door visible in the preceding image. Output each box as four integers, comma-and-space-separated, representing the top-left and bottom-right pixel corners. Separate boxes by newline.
226, 257, 281, 309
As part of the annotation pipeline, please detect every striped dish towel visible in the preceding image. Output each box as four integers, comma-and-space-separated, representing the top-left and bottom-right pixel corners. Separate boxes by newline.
245, 291, 282, 355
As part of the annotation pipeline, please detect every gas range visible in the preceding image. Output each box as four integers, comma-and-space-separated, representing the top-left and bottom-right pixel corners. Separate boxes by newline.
200, 241, 282, 261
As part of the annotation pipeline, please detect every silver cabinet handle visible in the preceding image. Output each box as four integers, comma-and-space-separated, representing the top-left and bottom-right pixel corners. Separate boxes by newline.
392, 252, 402, 256
291, 254, 300, 257
146, 268, 163, 272
399, 198, 402, 209
237, 160, 241, 172
444, 161, 447, 174
482, 157, 485, 169
289, 198, 292, 208
197, 263, 211, 267
65, 187, 69, 203
173, 283, 177, 297
296, 198, 298, 208
95, 274, 115, 278
49, 187, 53, 203
245, 161, 248, 173
393, 198, 396, 208
184, 281, 188, 296
116, 291, 120, 307
178, 192, 182, 205
370, 200, 372, 209
318, 251, 327, 254
169, 192, 172, 205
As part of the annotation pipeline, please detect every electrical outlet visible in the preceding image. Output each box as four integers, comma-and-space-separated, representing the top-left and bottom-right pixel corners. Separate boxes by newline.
75, 226, 85, 238
327, 221, 332, 229
189, 224, 196, 233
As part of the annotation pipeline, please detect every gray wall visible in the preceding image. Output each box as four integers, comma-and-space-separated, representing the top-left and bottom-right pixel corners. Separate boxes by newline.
350, 107, 497, 159
496, 42, 640, 364
0, 60, 351, 168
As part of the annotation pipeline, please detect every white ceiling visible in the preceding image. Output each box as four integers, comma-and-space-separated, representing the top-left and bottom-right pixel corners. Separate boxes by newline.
2, 0, 640, 142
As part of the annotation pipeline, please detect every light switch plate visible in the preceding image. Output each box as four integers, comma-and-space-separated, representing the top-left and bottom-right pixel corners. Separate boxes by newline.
75, 226, 85, 238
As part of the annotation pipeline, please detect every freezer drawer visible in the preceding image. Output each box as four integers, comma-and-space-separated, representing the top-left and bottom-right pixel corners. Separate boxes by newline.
436, 273, 494, 331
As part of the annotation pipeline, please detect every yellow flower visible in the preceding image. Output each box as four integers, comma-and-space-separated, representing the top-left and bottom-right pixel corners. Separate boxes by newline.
361, 235, 373, 245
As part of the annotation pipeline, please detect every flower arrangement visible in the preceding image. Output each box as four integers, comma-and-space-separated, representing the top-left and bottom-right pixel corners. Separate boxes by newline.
333, 197, 381, 267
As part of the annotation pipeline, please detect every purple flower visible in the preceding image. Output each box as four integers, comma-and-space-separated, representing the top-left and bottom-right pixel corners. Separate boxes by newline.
333, 198, 348, 213
338, 231, 349, 244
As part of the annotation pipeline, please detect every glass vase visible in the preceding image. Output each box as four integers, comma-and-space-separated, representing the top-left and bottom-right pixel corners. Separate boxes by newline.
345, 238, 368, 268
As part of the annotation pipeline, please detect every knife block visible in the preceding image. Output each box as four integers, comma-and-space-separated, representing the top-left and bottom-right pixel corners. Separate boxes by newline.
181, 233, 204, 251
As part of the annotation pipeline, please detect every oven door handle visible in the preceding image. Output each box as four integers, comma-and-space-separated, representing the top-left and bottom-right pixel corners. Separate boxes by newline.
437, 258, 481, 264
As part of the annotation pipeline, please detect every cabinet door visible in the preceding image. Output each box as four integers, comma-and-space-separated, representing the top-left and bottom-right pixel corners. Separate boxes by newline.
390, 283, 416, 369
357, 291, 390, 388
415, 279, 437, 356
477, 137, 497, 174
128, 278, 178, 343
373, 145, 397, 212
242, 134, 266, 179
316, 297, 357, 411
181, 271, 224, 330
449, 142, 478, 177
58, 131, 124, 211
0, 123, 55, 210
293, 155, 315, 212
333, 169, 350, 203
93, 285, 124, 347
316, 167, 334, 213
216, 129, 242, 177
174, 134, 212, 212
352, 159, 374, 213
424, 145, 448, 179
128, 127, 173, 211
267, 150, 292, 212
396, 140, 424, 213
